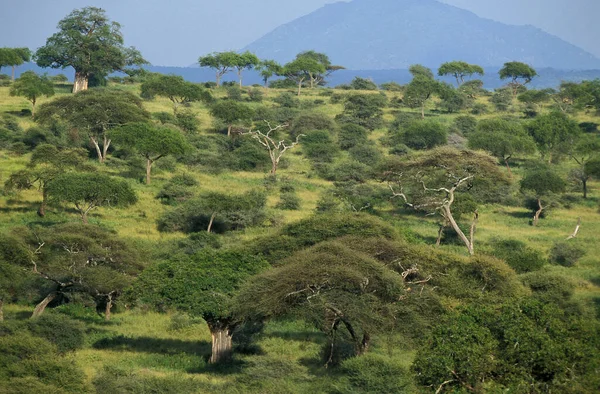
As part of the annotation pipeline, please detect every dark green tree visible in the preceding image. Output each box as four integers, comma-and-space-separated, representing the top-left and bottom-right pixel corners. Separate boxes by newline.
526, 111, 581, 163
9, 71, 54, 116
256, 59, 283, 88
233, 51, 260, 87
198, 51, 239, 87
404, 65, 442, 119
35, 7, 146, 93
521, 167, 565, 226
110, 122, 190, 184
567, 134, 600, 198
210, 100, 254, 136
295, 50, 344, 88
35, 89, 150, 162
0, 47, 31, 81
140, 74, 211, 114
438, 61, 484, 87
282, 56, 326, 96
499, 61, 537, 98
47, 173, 137, 223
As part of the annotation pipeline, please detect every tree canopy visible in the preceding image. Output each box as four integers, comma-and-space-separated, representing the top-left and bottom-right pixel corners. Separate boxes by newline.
438, 61, 484, 86
9, 71, 54, 116
499, 61, 537, 97
35, 7, 146, 92
141, 74, 212, 113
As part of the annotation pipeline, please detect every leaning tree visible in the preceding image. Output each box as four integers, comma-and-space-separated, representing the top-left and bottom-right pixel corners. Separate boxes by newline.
383, 147, 509, 255
35, 7, 146, 93
35, 89, 150, 163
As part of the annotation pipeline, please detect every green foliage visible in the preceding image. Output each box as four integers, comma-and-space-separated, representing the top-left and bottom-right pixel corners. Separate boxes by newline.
521, 167, 565, 197
400, 119, 447, 150
289, 112, 335, 139
226, 85, 243, 101
336, 93, 387, 130
276, 192, 301, 210
210, 100, 254, 132
9, 71, 54, 112
302, 130, 339, 164
499, 61, 537, 86
338, 123, 368, 150
526, 111, 581, 160
274, 92, 300, 108
338, 354, 414, 393
111, 122, 189, 158
468, 118, 536, 163
349, 144, 382, 167
549, 242, 586, 267
156, 173, 198, 205
27, 313, 85, 353
490, 87, 514, 111
453, 115, 477, 136
519, 272, 576, 305
438, 61, 484, 86
157, 189, 267, 234
489, 239, 546, 273
35, 7, 145, 80
348, 77, 378, 90
141, 74, 211, 111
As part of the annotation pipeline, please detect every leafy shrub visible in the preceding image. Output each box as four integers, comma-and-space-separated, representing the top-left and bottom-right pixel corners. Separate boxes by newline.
247, 87, 264, 102
340, 355, 414, 393
338, 123, 368, 150
276, 192, 301, 210
156, 173, 199, 205
348, 77, 378, 90
289, 112, 336, 139
489, 239, 546, 273
274, 92, 300, 108
335, 93, 387, 130
349, 144, 382, 167
326, 160, 371, 183
93, 367, 206, 394
401, 120, 447, 150
175, 109, 200, 133
27, 313, 86, 353
379, 81, 404, 91
226, 85, 243, 101
520, 271, 576, 304
453, 115, 477, 136
302, 130, 339, 163
549, 241, 586, 267
153, 111, 176, 124
471, 102, 489, 115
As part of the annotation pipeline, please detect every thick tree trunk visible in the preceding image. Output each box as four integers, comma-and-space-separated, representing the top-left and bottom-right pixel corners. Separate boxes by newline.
73, 71, 89, 93
533, 198, 543, 226
105, 294, 113, 321
238, 70, 243, 87
81, 211, 89, 224
207, 212, 216, 233
38, 189, 48, 217
0, 299, 4, 322
146, 159, 153, 185
208, 322, 234, 364
443, 205, 475, 255
11, 66, 16, 81
227, 124, 232, 137
270, 159, 278, 175
216, 72, 221, 88
32, 292, 58, 318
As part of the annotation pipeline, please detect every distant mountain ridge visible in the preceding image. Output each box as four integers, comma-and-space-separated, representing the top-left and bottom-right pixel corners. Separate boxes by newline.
242, 0, 600, 70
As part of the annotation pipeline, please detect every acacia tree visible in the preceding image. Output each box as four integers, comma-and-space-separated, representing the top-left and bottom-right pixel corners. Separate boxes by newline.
521, 167, 565, 226
438, 61, 484, 87
257, 59, 283, 88
526, 111, 581, 163
295, 51, 344, 88
499, 61, 537, 98
130, 249, 269, 363
0, 47, 31, 81
198, 51, 239, 87
210, 100, 254, 136
19, 223, 143, 319
383, 147, 508, 255
9, 71, 54, 116
35, 89, 150, 163
468, 118, 536, 173
283, 56, 326, 96
242, 122, 303, 175
4, 144, 91, 217
233, 51, 259, 87
404, 66, 442, 119
567, 134, 600, 198
110, 122, 190, 184
141, 74, 212, 114
236, 240, 405, 364
35, 7, 146, 93
47, 173, 137, 224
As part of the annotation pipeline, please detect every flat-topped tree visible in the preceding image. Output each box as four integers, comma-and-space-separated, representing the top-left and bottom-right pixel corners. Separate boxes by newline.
210, 100, 254, 137
499, 61, 537, 98
141, 74, 212, 114
438, 61, 484, 87
9, 71, 54, 116
0, 47, 31, 81
199, 51, 239, 88
295, 51, 344, 88
110, 122, 190, 185
4, 144, 91, 217
35, 89, 150, 163
283, 56, 326, 96
130, 249, 269, 364
47, 173, 137, 224
567, 134, 600, 198
233, 51, 260, 87
404, 65, 443, 119
35, 7, 146, 93
257, 59, 283, 88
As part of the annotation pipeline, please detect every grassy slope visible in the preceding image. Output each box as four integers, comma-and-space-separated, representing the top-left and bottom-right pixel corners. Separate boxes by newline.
1, 83, 599, 391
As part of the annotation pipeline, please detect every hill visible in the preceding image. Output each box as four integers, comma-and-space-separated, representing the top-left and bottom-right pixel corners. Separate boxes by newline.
243, 0, 600, 70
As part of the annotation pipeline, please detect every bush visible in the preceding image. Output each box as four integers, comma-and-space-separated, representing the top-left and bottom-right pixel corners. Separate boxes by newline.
349, 144, 382, 167
489, 239, 546, 273
549, 242, 586, 267
453, 115, 477, 136
175, 110, 200, 133
153, 111, 176, 124
402, 120, 447, 150
340, 354, 414, 393
274, 92, 300, 108
156, 173, 199, 205
276, 192, 301, 210
520, 271, 576, 304
471, 102, 489, 115
27, 313, 86, 353
289, 112, 336, 139
326, 160, 371, 183
247, 87, 264, 102
338, 123, 368, 150
302, 130, 339, 163
348, 77, 378, 90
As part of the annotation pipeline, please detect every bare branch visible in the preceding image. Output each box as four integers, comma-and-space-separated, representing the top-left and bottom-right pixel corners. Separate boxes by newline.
566, 217, 582, 240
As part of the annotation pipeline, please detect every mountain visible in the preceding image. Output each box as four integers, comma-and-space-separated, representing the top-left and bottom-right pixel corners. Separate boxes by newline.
243, 0, 600, 70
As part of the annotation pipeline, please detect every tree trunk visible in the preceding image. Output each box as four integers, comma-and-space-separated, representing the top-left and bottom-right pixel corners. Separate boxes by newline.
11, 66, 16, 81
227, 124, 232, 137
421, 104, 425, 119
73, 71, 89, 93
436, 224, 444, 246
504, 157, 512, 175
270, 159, 278, 175
32, 292, 58, 318
533, 198, 543, 226
31, 99, 36, 117
38, 189, 48, 217
105, 294, 113, 321
443, 205, 474, 255
207, 212, 216, 233
146, 158, 153, 185
583, 180, 587, 199
297, 81, 302, 97
216, 72, 221, 88
91, 137, 103, 163
238, 70, 243, 88
208, 322, 234, 364
102, 135, 111, 163
81, 211, 89, 224
0, 299, 4, 322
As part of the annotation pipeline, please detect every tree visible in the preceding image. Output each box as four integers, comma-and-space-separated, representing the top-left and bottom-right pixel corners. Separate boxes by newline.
210, 100, 254, 136
232, 51, 259, 87
9, 71, 54, 116
0, 47, 31, 81
141, 74, 211, 114
295, 51, 344, 88
521, 167, 565, 226
567, 134, 600, 198
526, 111, 581, 163
242, 122, 302, 175
517, 89, 552, 116
18, 223, 143, 319
438, 61, 484, 87
468, 118, 536, 173
499, 61, 537, 98
4, 144, 91, 216
336, 93, 387, 130
198, 51, 239, 88
404, 65, 442, 119
282, 56, 326, 96
35, 89, 150, 163
47, 173, 137, 224
400, 119, 447, 150
236, 239, 405, 364
256, 59, 283, 88
110, 122, 189, 185
129, 249, 269, 363
35, 7, 146, 93
383, 147, 509, 255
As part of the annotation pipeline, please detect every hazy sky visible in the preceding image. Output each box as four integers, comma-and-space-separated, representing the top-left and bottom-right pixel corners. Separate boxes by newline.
0, 0, 598, 67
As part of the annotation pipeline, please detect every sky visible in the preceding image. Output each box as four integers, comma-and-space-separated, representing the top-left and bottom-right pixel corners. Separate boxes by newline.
0, 0, 598, 67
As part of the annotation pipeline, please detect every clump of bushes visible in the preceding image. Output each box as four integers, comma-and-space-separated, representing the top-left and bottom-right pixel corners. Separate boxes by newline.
489, 238, 546, 273
156, 173, 199, 205
549, 241, 586, 267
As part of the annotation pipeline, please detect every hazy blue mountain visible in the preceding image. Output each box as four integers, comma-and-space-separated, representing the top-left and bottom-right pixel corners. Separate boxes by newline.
242, 0, 600, 70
